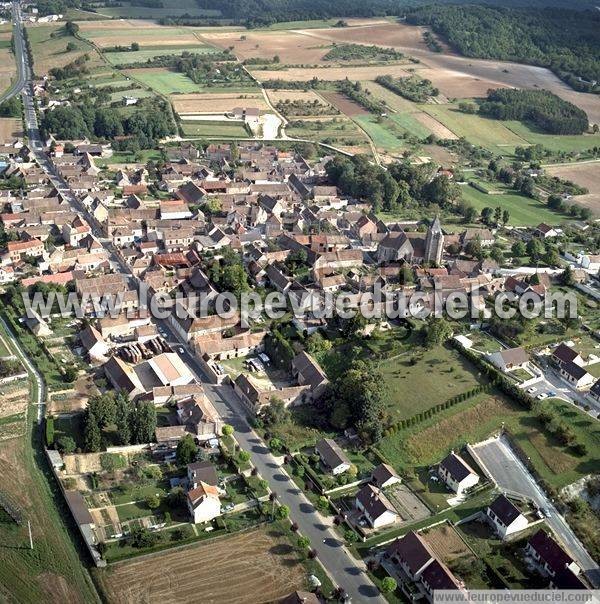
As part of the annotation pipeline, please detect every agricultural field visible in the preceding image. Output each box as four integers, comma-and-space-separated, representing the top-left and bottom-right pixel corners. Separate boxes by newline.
285, 117, 370, 152
459, 184, 572, 227
0, 433, 98, 602
199, 30, 332, 65
250, 64, 413, 83
94, 526, 307, 603
502, 121, 600, 154
124, 68, 201, 94
172, 92, 268, 115
26, 23, 104, 76
267, 88, 332, 107
96, 0, 221, 19
104, 46, 218, 66
180, 120, 249, 138
0, 47, 15, 96
78, 20, 202, 49
0, 118, 23, 143
546, 162, 600, 214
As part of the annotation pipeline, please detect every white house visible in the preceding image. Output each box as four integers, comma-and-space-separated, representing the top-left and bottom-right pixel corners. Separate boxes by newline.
438, 452, 480, 495
487, 347, 529, 373
526, 529, 581, 578
79, 324, 109, 362
486, 494, 528, 540
371, 463, 401, 489
355, 484, 398, 529
187, 481, 221, 524
315, 438, 350, 475
559, 361, 594, 390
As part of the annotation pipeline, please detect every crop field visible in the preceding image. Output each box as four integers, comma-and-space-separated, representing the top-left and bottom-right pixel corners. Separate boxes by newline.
267, 89, 331, 106
199, 30, 331, 65
0, 381, 28, 421
104, 46, 217, 66
0, 47, 15, 94
320, 91, 368, 116
124, 68, 201, 94
285, 117, 370, 152
503, 121, 600, 153
459, 183, 572, 226
78, 21, 202, 48
412, 111, 457, 139
0, 435, 98, 602
360, 81, 415, 112
181, 120, 249, 138
172, 92, 268, 114
26, 23, 103, 75
95, 526, 306, 603
0, 118, 23, 143
251, 63, 413, 83
546, 162, 600, 214
354, 115, 406, 152
420, 104, 528, 153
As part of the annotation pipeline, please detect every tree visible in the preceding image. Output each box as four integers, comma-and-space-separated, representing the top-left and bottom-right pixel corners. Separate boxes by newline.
131, 401, 156, 444
465, 236, 483, 260
423, 317, 453, 348
57, 435, 76, 454
480, 207, 494, 225
114, 392, 131, 446
494, 206, 502, 225
129, 526, 158, 549
526, 238, 545, 263
297, 536, 311, 550
511, 240, 526, 257
502, 209, 510, 225
146, 494, 160, 510
83, 410, 102, 452
561, 264, 575, 286
381, 577, 397, 593
63, 365, 78, 382
176, 434, 198, 466
275, 504, 290, 519
238, 450, 251, 463
222, 424, 234, 436
131, 42, 140, 51
66, 41, 77, 52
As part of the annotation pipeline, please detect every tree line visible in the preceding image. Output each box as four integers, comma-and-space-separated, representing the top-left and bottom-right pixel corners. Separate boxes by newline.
479, 89, 589, 135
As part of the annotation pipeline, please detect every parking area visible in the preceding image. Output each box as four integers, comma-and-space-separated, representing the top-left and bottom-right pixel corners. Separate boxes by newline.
386, 484, 431, 525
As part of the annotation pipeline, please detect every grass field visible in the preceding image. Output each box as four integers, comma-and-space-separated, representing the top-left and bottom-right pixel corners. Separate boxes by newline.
378, 344, 483, 424
124, 68, 201, 94
459, 183, 572, 227
104, 46, 217, 66
354, 115, 406, 152
377, 391, 599, 490
420, 104, 528, 154
504, 121, 600, 153
94, 526, 307, 603
181, 120, 249, 138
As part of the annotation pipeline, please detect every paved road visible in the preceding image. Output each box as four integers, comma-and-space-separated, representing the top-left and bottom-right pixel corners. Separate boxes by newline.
472, 436, 600, 587
13, 7, 384, 598
0, 2, 27, 104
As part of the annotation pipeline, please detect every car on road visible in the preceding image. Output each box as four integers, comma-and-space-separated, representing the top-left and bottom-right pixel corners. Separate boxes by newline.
178, 347, 185, 354
548, 391, 556, 396
527, 387, 537, 394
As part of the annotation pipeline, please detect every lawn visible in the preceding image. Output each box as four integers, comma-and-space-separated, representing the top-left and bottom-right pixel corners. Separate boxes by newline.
104, 46, 217, 66
378, 343, 484, 423
125, 69, 202, 94
116, 501, 155, 522
181, 120, 250, 138
459, 183, 571, 227
354, 115, 406, 151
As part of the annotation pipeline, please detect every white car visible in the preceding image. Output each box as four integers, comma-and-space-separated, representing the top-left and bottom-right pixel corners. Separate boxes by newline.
537, 392, 549, 400
178, 347, 185, 354
526, 387, 537, 394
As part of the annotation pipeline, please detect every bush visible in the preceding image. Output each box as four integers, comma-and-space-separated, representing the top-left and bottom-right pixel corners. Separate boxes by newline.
222, 424, 234, 436
57, 435, 76, 454
45, 416, 55, 446
381, 577, 397, 593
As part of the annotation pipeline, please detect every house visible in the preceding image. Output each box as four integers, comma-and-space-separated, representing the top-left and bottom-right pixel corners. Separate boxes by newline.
6, 238, 44, 262
371, 463, 401, 489
24, 309, 53, 338
176, 395, 223, 442
187, 481, 221, 524
384, 531, 461, 601
187, 460, 219, 491
534, 223, 559, 239
79, 324, 109, 362
355, 484, 398, 528
526, 529, 581, 579
291, 351, 329, 400
279, 591, 320, 604
487, 347, 529, 373
552, 343, 584, 368
486, 494, 528, 540
559, 361, 594, 390
438, 452, 480, 495
315, 438, 351, 475
588, 379, 600, 403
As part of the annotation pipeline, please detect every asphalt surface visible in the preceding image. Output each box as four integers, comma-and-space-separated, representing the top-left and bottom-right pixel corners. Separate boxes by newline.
11, 6, 384, 598
0, 3, 27, 104
472, 436, 600, 587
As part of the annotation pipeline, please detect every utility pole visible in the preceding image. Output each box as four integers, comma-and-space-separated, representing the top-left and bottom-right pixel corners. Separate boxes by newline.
28, 520, 33, 550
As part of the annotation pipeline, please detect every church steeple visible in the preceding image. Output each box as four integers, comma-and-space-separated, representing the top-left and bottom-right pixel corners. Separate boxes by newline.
425, 216, 444, 265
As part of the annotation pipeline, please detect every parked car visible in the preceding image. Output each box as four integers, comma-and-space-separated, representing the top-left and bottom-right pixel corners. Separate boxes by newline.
527, 387, 537, 394
537, 392, 548, 400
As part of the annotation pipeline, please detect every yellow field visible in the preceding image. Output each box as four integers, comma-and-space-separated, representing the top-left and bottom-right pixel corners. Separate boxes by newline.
0, 48, 15, 96
250, 64, 413, 83
171, 92, 269, 114
266, 89, 331, 105
546, 161, 600, 214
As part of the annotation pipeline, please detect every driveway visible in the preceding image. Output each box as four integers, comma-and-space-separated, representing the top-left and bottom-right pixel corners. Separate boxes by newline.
471, 436, 600, 587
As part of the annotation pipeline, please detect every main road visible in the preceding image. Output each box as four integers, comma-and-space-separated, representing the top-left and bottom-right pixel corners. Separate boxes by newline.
11, 3, 384, 600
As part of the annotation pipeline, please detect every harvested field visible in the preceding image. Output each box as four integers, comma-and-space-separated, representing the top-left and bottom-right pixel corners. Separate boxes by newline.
320, 92, 368, 116
0, 48, 15, 95
267, 89, 330, 105
251, 64, 412, 83
79, 21, 202, 48
295, 22, 435, 54
95, 527, 306, 604
199, 30, 331, 65
360, 81, 415, 112
414, 67, 508, 99
412, 111, 457, 139
0, 118, 23, 143
172, 92, 268, 114
422, 523, 473, 563
0, 382, 28, 420
546, 162, 600, 215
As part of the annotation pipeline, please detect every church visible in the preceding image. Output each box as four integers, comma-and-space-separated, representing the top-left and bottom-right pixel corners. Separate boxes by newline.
377, 217, 444, 266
